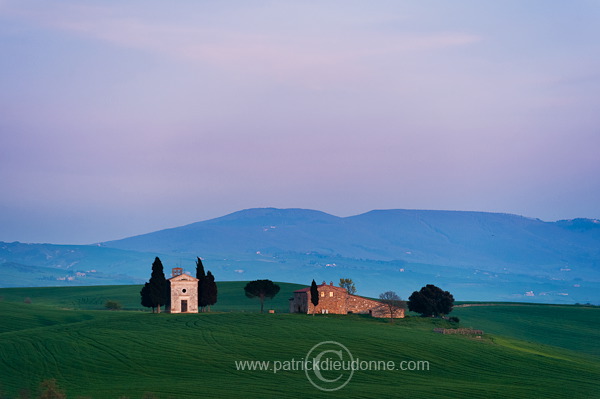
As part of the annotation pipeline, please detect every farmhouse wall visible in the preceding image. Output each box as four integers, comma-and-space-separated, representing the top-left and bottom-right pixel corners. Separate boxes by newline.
347, 295, 404, 318
369, 303, 405, 318
346, 295, 379, 314
289, 292, 309, 313
289, 282, 404, 318
308, 284, 348, 314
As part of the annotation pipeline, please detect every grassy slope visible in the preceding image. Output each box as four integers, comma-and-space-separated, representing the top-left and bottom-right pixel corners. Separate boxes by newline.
0, 285, 599, 398
0, 281, 305, 312
453, 304, 600, 357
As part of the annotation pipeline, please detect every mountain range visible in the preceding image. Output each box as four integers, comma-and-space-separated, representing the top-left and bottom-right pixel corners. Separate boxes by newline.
1, 208, 599, 303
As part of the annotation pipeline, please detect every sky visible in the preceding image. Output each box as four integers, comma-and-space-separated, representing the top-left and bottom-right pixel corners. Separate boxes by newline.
1, 0, 599, 244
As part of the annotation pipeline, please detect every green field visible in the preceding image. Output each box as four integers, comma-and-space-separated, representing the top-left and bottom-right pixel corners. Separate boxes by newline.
453, 304, 600, 357
0, 284, 598, 398
0, 281, 305, 312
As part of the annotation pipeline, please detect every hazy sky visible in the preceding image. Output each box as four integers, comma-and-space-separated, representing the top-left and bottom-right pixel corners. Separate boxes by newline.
1, 0, 599, 244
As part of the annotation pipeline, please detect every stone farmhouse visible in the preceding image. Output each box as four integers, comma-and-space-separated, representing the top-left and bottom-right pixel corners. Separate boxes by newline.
289, 281, 405, 318
167, 268, 199, 313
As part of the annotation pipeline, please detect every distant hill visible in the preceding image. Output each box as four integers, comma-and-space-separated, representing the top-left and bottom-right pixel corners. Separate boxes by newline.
0, 262, 141, 287
104, 208, 600, 273
1, 208, 599, 303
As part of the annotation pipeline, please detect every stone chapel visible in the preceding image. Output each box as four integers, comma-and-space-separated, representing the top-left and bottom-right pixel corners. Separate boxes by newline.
167, 267, 199, 313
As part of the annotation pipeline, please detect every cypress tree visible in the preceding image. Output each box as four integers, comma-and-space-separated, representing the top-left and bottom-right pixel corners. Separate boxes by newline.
148, 257, 169, 313
199, 270, 217, 312
196, 257, 206, 311
205, 271, 218, 312
310, 279, 319, 315
140, 282, 154, 312
199, 278, 208, 312
196, 257, 206, 279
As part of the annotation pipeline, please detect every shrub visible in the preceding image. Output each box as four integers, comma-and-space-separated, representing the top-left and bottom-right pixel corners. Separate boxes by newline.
449, 316, 460, 324
38, 379, 66, 399
104, 300, 122, 310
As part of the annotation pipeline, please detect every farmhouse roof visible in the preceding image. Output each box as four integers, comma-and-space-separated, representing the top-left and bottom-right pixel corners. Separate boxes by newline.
294, 283, 347, 293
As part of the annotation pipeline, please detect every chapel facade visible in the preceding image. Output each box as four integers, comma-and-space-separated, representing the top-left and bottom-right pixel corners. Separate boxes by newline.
167, 268, 199, 313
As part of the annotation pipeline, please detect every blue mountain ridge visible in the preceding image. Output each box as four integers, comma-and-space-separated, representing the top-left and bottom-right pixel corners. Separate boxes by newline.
2, 208, 599, 303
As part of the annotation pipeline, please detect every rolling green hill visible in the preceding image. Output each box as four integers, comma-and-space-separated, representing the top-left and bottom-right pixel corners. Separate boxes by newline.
453, 304, 600, 356
0, 284, 598, 398
0, 282, 305, 312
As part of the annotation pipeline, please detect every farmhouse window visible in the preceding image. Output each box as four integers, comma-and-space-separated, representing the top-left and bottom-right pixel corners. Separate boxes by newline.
329, 292, 333, 297
320, 292, 325, 297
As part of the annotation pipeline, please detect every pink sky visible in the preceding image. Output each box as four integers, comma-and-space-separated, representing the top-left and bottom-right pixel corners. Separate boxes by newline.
1, 1, 599, 243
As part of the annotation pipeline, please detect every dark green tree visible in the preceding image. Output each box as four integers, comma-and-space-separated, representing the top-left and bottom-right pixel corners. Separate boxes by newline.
147, 257, 170, 313
200, 270, 218, 312
196, 257, 206, 310
339, 278, 357, 295
140, 282, 154, 312
310, 279, 319, 315
244, 279, 280, 313
408, 284, 454, 317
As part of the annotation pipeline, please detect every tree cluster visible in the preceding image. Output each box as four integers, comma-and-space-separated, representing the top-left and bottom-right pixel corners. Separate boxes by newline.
196, 257, 218, 312
303, 278, 455, 320
369, 283, 454, 320
139, 256, 219, 313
